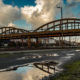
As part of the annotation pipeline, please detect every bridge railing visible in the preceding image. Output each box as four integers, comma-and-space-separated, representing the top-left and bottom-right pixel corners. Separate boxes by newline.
0, 27, 29, 35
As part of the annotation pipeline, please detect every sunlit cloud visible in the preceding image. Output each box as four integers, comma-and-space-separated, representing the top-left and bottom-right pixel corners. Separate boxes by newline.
21, 0, 62, 29
0, 0, 22, 27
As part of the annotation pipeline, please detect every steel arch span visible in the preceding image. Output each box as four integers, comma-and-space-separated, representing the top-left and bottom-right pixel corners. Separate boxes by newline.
31, 18, 80, 37
34, 18, 80, 32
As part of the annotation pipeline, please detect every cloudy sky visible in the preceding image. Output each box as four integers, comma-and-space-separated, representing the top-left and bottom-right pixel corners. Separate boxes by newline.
0, 0, 80, 30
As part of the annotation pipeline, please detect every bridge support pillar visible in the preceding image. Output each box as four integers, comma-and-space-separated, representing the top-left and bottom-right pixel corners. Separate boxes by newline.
69, 36, 71, 47
36, 38, 39, 47
59, 36, 63, 48
59, 37, 61, 47
22, 39, 24, 47
36, 38, 39, 44
27, 36, 31, 48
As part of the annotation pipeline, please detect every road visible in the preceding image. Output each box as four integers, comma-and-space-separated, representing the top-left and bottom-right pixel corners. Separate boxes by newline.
0, 49, 79, 70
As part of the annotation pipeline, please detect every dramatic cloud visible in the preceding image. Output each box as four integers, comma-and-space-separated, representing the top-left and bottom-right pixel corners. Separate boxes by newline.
0, 0, 79, 29
0, 0, 22, 27
67, 0, 80, 3
21, 0, 62, 29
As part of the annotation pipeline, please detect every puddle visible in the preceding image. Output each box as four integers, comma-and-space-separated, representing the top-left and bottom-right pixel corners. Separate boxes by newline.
75, 49, 80, 52
15, 64, 33, 74
0, 64, 49, 80
53, 53, 59, 56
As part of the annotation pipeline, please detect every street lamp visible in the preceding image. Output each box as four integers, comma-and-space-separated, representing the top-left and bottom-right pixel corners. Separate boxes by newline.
57, 6, 63, 47
57, 6, 63, 19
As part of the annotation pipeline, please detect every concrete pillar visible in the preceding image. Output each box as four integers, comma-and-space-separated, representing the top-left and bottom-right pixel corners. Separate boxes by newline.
22, 39, 24, 47
59, 37, 61, 47
27, 36, 31, 48
36, 38, 39, 44
69, 36, 71, 47
36, 38, 39, 47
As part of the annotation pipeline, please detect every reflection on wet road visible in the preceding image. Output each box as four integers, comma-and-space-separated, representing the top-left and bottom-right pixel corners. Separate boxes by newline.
0, 49, 80, 80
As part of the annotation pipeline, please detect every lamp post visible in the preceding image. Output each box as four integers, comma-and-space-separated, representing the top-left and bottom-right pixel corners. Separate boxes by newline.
57, 6, 63, 19
57, 6, 63, 48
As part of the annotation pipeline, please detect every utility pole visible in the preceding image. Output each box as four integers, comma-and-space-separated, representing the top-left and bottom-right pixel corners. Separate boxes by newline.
57, 6, 63, 19
57, 6, 63, 48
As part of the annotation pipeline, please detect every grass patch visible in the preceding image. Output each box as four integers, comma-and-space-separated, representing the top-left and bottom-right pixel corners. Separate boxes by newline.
0, 53, 16, 58
51, 60, 80, 80
0, 52, 25, 58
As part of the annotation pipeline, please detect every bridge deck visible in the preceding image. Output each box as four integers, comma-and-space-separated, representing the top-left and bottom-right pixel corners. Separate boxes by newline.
0, 29, 80, 39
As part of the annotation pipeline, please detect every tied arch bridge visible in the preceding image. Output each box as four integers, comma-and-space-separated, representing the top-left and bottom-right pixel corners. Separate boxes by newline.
0, 18, 80, 48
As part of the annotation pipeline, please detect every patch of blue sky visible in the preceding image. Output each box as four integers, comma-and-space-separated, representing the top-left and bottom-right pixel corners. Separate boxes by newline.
13, 20, 32, 30
3, 0, 36, 7
63, 0, 67, 5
